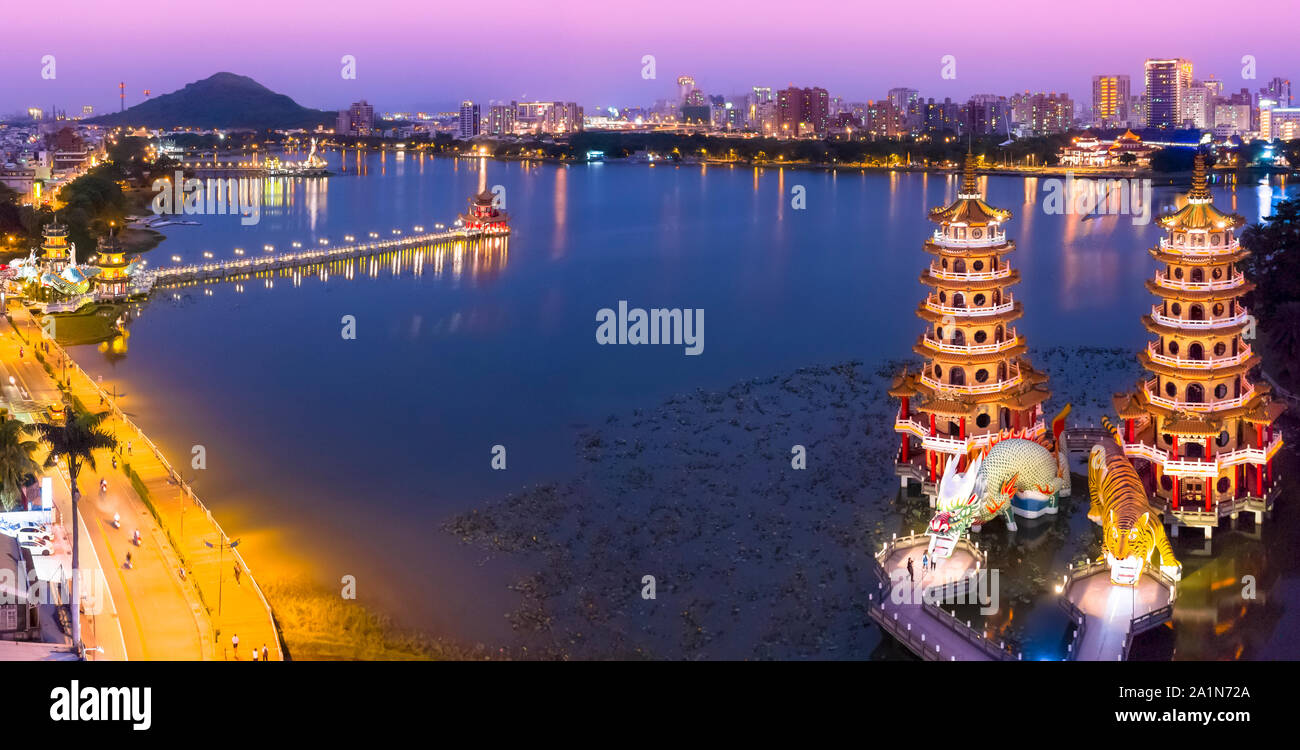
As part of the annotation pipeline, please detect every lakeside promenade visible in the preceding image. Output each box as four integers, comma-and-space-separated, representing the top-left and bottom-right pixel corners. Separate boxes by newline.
3, 303, 281, 660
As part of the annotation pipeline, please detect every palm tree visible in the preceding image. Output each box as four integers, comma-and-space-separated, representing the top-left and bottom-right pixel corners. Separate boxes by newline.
35, 408, 116, 651
0, 418, 40, 511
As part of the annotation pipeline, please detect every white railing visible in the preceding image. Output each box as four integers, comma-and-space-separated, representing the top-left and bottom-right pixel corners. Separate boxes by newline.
1152, 271, 1246, 292
1142, 379, 1256, 412
1148, 304, 1248, 329
1122, 433, 1283, 477
921, 333, 1021, 355
1158, 237, 1240, 256
925, 296, 1015, 317
919, 371, 1023, 395
930, 230, 1007, 248
926, 263, 1012, 282
1145, 342, 1252, 369
896, 418, 1046, 454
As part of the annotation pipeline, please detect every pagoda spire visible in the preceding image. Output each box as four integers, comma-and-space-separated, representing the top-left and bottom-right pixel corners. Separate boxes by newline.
1187, 151, 1211, 202
960, 150, 979, 197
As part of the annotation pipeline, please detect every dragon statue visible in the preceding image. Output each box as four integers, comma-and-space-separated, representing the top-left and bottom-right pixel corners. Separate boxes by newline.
927, 405, 1072, 559
1088, 417, 1180, 585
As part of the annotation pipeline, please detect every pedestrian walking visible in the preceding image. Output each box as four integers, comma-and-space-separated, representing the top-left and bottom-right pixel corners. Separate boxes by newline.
906, 557, 914, 582
921, 552, 929, 574
252, 647, 259, 662
932, 555, 938, 571
232, 633, 239, 659
233, 563, 241, 584
262, 645, 268, 661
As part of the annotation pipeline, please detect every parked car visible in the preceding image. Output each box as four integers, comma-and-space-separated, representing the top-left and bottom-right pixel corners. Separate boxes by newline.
16, 525, 50, 545
20, 537, 53, 556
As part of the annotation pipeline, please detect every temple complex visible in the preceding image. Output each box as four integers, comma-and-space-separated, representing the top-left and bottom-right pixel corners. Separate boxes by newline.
1112, 152, 1284, 536
891, 153, 1052, 507
41, 219, 70, 271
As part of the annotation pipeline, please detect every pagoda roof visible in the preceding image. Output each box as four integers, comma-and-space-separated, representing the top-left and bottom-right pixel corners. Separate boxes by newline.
928, 153, 1011, 226
1158, 153, 1244, 231
914, 338, 1028, 364
887, 369, 920, 398
1113, 392, 1147, 419
917, 395, 976, 418
1149, 247, 1248, 265
920, 269, 1020, 290
1118, 129, 1142, 142
1241, 399, 1286, 424
1163, 414, 1223, 437
1143, 278, 1255, 301
917, 300, 1023, 326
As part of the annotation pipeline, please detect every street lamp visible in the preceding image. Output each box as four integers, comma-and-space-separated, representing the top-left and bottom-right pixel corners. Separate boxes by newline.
204, 536, 240, 620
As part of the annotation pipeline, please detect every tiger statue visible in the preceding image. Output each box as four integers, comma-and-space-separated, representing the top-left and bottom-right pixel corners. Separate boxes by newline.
1089, 417, 1181, 585
927, 405, 1072, 559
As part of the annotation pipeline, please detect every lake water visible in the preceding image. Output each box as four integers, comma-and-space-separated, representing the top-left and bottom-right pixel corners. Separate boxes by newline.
66, 152, 1298, 656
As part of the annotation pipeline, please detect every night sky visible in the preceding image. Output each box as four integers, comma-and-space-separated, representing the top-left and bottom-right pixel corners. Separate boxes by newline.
4, 0, 1297, 114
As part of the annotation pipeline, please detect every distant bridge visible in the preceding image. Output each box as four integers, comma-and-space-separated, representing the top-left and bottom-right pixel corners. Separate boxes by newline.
145, 228, 498, 287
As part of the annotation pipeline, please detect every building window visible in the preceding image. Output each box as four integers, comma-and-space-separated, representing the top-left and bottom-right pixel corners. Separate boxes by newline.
973, 260, 984, 271
1217, 431, 1230, 447
1171, 302, 1182, 316
1217, 477, 1230, 493
1214, 342, 1226, 356
1165, 381, 1177, 397
1168, 341, 1180, 355
975, 369, 989, 383
973, 293, 987, 306
1186, 383, 1204, 403
1214, 383, 1228, 399
976, 413, 991, 428
974, 330, 987, 343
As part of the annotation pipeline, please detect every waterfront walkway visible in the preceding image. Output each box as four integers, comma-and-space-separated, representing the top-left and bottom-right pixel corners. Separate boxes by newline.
5, 304, 281, 660
867, 533, 1019, 661
1060, 561, 1175, 661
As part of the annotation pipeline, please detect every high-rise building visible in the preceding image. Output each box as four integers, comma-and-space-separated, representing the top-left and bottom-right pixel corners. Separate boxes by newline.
965, 95, 1011, 136
458, 100, 481, 139
1092, 74, 1131, 127
891, 153, 1053, 507
1011, 92, 1073, 135
1113, 153, 1283, 534
1144, 58, 1193, 128
1261, 77, 1293, 107
887, 87, 921, 133
923, 97, 962, 134
677, 75, 696, 102
487, 104, 516, 136
776, 86, 830, 136
1182, 82, 1212, 129
336, 100, 375, 136
1270, 107, 1300, 140
542, 102, 583, 134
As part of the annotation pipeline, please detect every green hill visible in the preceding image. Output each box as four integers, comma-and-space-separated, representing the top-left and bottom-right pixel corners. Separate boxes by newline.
90, 72, 336, 130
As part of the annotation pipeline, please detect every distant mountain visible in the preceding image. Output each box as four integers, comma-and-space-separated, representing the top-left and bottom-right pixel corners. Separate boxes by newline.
90, 73, 336, 130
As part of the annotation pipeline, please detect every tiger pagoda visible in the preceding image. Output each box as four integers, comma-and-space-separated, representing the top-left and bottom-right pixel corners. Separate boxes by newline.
1111, 152, 1284, 537
890, 153, 1054, 515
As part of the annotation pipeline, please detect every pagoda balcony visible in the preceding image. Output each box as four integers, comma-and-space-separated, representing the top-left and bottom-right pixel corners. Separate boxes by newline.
1141, 378, 1258, 412
1148, 303, 1248, 329
925, 295, 1015, 317
930, 230, 1007, 248
920, 369, 1023, 395
921, 332, 1021, 355
926, 262, 1013, 282
1144, 342, 1252, 369
1157, 237, 1240, 257
895, 416, 1046, 453
1152, 270, 1246, 292
1121, 433, 1282, 477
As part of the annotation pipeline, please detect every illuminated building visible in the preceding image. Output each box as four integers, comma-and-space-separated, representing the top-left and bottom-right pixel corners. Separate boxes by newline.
1092, 74, 1131, 127
1144, 58, 1192, 129
94, 233, 131, 299
1009, 91, 1074, 135
777, 86, 829, 136
1059, 129, 1154, 167
41, 220, 70, 269
1267, 107, 1300, 140
457, 190, 510, 236
1112, 154, 1284, 536
458, 101, 481, 139
337, 101, 375, 136
891, 153, 1051, 504
487, 104, 515, 136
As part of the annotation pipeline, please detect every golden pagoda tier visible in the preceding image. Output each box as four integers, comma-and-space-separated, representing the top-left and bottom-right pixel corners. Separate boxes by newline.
41, 220, 70, 269
94, 234, 131, 299
893, 153, 1052, 502
1111, 153, 1284, 536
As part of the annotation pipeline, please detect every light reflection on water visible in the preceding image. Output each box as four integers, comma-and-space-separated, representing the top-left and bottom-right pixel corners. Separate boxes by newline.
65, 153, 1298, 656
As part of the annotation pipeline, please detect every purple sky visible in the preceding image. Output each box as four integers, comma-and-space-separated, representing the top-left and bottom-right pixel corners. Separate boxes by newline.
5, 0, 1297, 115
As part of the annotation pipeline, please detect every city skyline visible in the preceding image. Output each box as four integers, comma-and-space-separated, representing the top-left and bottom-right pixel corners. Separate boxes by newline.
4, 0, 1297, 115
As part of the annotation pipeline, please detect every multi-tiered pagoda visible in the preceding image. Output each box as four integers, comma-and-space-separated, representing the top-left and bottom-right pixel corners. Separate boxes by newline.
94, 233, 131, 299
891, 154, 1051, 507
41, 220, 70, 271
1112, 153, 1284, 536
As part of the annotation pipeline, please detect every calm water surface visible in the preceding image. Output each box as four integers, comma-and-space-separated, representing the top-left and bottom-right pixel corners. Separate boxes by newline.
66, 153, 1298, 655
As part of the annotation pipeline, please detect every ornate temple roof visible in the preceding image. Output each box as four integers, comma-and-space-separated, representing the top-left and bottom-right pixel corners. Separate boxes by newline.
887, 369, 920, 398
1163, 414, 1223, 437
1241, 399, 1287, 425
1158, 153, 1244, 231
1112, 392, 1147, 419
928, 153, 1011, 227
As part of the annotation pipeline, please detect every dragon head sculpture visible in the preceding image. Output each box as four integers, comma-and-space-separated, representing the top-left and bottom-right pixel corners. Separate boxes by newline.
927, 454, 985, 559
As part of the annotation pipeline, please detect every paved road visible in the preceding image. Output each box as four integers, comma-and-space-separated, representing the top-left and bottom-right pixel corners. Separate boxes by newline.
1068, 571, 1171, 661
2, 304, 206, 660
